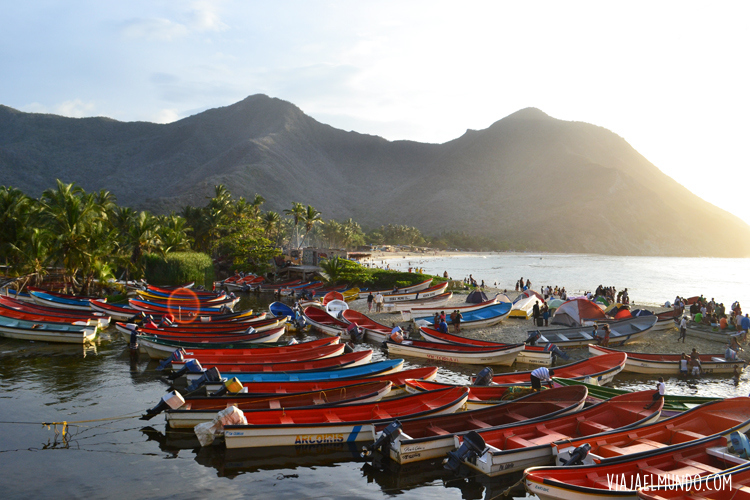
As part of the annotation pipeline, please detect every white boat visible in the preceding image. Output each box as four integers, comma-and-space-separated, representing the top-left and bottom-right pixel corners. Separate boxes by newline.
509, 294, 543, 319
357, 279, 433, 299
588, 343, 747, 375
0, 316, 98, 344
385, 339, 524, 366
382, 282, 450, 303
325, 299, 349, 316
390, 292, 453, 314
529, 316, 658, 348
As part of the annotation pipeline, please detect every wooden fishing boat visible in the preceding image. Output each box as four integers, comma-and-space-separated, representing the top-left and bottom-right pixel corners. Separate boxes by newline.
170, 343, 347, 370
375, 385, 588, 464
470, 352, 627, 386
258, 279, 302, 291
166, 381, 393, 428
0, 314, 98, 344
118, 316, 283, 337
381, 282, 449, 303
524, 434, 748, 500
223, 276, 265, 292
588, 344, 747, 375
0, 288, 34, 302
138, 333, 294, 359
385, 339, 524, 366
552, 377, 719, 417
455, 390, 663, 476
135, 289, 238, 306
528, 315, 658, 348
155, 337, 341, 362
357, 279, 434, 299
323, 291, 344, 305
117, 323, 285, 345
201, 359, 405, 389
680, 320, 742, 344
325, 299, 349, 316
401, 295, 499, 318
302, 306, 349, 336
405, 378, 549, 410
129, 298, 232, 315
509, 294, 544, 319
0, 296, 110, 327
228, 366, 439, 398
341, 310, 393, 342
636, 459, 750, 499
551, 397, 750, 467
91, 299, 253, 322
418, 326, 553, 365
180, 350, 374, 382
390, 292, 454, 314
221, 386, 469, 448
341, 288, 361, 302
0, 304, 97, 326
29, 290, 96, 311
413, 302, 512, 330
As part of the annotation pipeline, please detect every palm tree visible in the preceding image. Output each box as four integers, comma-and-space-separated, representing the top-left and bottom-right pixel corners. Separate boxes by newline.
283, 202, 306, 248
318, 256, 346, 284
249, 194, 265, 220
8, 227, 51, 288
262, 211, 281, 240
299, 205, 322, 248
38, 180, 100, 291
0, 186, 32, 267
156, 213, 192, 255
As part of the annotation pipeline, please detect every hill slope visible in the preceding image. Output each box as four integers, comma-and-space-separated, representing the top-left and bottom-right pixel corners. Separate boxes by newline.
1, 95, 748, 257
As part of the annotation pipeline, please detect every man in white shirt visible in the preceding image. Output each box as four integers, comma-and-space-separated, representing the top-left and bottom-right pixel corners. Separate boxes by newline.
375, 292, 384, 313
678, 316, 687, 343
530, 367, 555, 391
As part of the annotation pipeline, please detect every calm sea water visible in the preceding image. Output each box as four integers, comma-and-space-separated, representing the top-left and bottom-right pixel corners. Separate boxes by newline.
383, 253, 750, 308
1, 254, 748, 499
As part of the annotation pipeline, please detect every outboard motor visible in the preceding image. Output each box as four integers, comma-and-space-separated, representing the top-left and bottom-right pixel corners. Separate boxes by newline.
344, 343, 354, 354
245, 326, 256, 335
347, 324, 364, 343
526, 331, 541, 346
294, 315, 307, 331
473, 367, 494, 386
185, 367, 222, 393
729, 431, 750, 459
156, 348, 187, 371
444, 431, 487, 472
209, 377, 244, 397
167, 359, 204, 380
287, 338, 299, 346
361, 420, 402, 458
545, 343, 569, 361
560, 443, 591, 466
141, 391, 186, 420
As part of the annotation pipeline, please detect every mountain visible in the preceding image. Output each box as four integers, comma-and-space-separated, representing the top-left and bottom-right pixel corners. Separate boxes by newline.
1, 94, 749, 257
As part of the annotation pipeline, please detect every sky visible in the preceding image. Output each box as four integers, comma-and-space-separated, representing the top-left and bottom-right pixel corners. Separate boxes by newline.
2, 1, 749, 225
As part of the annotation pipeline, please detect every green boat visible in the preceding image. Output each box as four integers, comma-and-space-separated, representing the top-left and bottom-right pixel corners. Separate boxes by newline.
552, 377, 718, 415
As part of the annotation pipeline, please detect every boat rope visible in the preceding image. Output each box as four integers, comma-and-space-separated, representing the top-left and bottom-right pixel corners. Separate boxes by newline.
492, 473, 527, 498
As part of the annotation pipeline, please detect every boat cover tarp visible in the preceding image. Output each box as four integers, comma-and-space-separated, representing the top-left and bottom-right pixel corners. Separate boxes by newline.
514, 289, 545, 304
614, 308, 632, 320
551, 298, 606, 327
466, 290, 489, 303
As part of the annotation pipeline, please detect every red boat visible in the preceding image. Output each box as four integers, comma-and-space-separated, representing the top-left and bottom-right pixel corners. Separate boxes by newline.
129, 316, 282, 334
323, 291, 344, 305
454, 390, 663, 475
92, 298, 257, 323
163, 336, 340, 359
636, 461, 750, 499
0, 296, 110, 325
141, 325, 286, 345
471, 352, 627, 386
0, 304, 100, 326
232, 366, 438, 396
303, 306, 349, 336
341, 309, 392, 342
525, 430, 748, 499
178, 350, 373, 376
405, 378, 545, 409
165, 381, 394, 428
146, 285, 224, 299
171, 343, 347, 369
258, 279, 302, 291
221, 387, 470, 448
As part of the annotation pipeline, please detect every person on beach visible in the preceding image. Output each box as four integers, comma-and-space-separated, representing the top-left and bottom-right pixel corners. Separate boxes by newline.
740, 314, 750, 341
525, 279, 531, 290
454, 310, 463, 333
433, 312, 440, 327
600, 324, 611, 347
437, 317, 449, 334
542, 303, 550, 327
367, 292, 374, 312
731, 336, 743, 352
689, 348, 702, 375
679, 353, 689, 376
678, 316, 687, 342
645, 377, 665, 409
375, 292, 384, 313
530, 367, 554, 391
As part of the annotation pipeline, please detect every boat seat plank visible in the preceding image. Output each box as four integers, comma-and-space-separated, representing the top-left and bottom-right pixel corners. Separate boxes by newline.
324, 412, 342, 423
578, 420, 611, 434
278, 415, 295, 424
556, 334, 570, 341
268, 400, 281, 409
504, 412, 528, 422
529, 431, 568, 445
674, 459, 723, 474
598, 442, 660, 458
426, 425, 450, 436
579, 332, 592, 340
467, 419, 492, 429
670, 430, 707, 444
505, 435, 535, 449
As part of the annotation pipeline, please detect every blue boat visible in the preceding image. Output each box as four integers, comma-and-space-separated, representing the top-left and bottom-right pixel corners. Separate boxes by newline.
269, 301, 296, 320
30, 290, 93, 311
199, 359, 404, 385
414, 302, 512, 329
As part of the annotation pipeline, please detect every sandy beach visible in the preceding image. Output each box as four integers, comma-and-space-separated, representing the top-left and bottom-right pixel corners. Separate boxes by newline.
346, 288, 750, 363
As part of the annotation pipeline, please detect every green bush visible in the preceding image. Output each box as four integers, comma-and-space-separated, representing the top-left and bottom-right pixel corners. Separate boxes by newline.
144, 252, 215, 287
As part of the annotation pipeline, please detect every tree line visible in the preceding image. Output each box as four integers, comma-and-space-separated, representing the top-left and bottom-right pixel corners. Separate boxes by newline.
1, 181, 512, 292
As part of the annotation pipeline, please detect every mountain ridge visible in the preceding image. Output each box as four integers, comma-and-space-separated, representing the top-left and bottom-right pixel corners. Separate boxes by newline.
1, 94, 748, 257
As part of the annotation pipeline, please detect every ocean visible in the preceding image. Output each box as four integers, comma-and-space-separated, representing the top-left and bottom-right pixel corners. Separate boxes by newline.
381, 253, 750, 309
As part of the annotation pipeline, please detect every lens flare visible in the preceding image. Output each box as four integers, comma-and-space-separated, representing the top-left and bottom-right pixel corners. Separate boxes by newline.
166, 288, 200, 323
